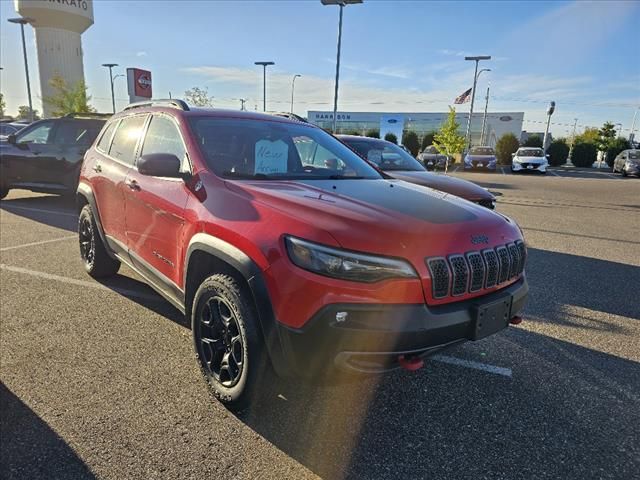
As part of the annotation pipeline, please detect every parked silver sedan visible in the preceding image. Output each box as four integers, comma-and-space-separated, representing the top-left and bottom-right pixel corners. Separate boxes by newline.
417, 145, 449, 170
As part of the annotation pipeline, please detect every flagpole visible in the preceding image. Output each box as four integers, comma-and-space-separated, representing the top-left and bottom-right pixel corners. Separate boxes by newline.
463, 56, 491, 152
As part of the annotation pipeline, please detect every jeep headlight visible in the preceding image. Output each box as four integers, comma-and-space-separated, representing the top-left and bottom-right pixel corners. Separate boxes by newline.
285, 236, 417, 283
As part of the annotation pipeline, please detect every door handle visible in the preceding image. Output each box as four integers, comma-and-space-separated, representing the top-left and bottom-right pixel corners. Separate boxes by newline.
125, 179, 141, 191
93, 164, 102, 173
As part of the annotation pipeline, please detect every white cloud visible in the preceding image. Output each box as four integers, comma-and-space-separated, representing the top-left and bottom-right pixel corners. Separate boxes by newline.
136, 51, 147, 57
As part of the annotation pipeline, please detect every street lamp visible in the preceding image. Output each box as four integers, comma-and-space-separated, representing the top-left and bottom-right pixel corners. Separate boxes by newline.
463, 55, 491, 150
8, 17, 35, 122
254, 61, 275, 112
542, 101, 556, 152
630, 107, 639, 146
101, 63, 118, 114
321, 0, 363, 133
290, 74, 302, 114
565, 118, 578, 167
476, 68, 492, 145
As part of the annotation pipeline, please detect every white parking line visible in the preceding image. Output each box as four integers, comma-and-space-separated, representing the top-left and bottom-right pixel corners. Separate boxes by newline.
548, 170, 560, 176
452, 166, 459, 173
0, 205, 77, 218
500, 167, 506, 175
0, 264, 163, 302
431, 354, 512, 377
0, 235, 76, 252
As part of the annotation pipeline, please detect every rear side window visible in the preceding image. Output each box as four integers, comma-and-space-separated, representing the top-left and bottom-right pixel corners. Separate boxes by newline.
54, 121, 104, 146
16, 121, 54, 145
140, 115, 187, 169
96, 121, 118, 152
108, 115, 147, 165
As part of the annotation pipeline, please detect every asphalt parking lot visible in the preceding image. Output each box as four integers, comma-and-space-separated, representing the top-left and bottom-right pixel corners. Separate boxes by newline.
1, 168, 639, 480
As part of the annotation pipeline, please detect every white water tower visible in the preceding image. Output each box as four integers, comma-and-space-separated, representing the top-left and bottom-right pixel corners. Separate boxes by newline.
14, 0, 94, 117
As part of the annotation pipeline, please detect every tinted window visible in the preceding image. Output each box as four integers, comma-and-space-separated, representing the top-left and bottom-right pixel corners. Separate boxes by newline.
108, 115, 147, 165
96, 120, 118, 152
345, 138, 424, 172
0, 124, 19, 136
16, 121, 54, 145
54, 121, 104, 146
628, 151, 639, 159
469, 147, 495, 155
517, 148, 544, 157
189, 117, 381, 180
141, 115, 187, 169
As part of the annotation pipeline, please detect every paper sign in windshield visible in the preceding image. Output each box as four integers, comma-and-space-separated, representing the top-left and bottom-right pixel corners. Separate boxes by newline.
255, 140, 288, 174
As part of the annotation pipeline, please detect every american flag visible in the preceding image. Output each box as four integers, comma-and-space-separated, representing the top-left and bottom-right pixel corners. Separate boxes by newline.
454, 88, 472, 104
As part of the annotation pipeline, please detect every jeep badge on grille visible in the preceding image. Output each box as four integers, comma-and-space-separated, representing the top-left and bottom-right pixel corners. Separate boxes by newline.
471, 234, 489, 245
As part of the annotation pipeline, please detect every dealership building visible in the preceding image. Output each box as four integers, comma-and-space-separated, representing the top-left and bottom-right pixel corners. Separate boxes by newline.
307, 111, 525, 147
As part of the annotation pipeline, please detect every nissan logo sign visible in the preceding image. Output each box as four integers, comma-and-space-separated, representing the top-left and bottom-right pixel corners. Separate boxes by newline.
138, 75, 152, 89
499, 115, 512, 121
387, 119, 398, 124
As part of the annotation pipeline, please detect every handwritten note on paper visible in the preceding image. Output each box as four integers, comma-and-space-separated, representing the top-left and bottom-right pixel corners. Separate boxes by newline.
255, 140, 288, 174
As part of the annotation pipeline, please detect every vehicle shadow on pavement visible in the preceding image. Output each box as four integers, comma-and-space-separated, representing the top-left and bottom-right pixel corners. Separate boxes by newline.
0, 382, 96, 480
0, 195, 77, 232
241, 328, 639, 480
525, 248, 640, 324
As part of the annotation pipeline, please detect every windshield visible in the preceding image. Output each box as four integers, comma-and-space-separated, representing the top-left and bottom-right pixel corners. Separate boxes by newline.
423, 146, 439, 155
188, 117, 382, 180
341, 138, 425, 172
628, 151, 639, 159
469, 147, 495, 155
518, 148, 544, 157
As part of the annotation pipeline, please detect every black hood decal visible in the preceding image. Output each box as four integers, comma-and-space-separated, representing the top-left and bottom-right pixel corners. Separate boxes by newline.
298, 179, 478, 224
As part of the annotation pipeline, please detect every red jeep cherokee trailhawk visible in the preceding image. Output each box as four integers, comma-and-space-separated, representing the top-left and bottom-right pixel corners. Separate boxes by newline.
77, 100, 528, 410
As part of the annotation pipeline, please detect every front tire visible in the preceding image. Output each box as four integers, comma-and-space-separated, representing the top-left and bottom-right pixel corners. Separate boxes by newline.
78, 204, 120, 278
0, 186, 8, 199
622, 168, 627, 177
192, 274, 271, 412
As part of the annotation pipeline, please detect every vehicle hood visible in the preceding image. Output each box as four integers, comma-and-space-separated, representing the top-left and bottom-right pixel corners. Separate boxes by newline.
421, 153, 447, 159
223, 178, 520, 259
387, 171, 493, 201
515, 156, 546, 162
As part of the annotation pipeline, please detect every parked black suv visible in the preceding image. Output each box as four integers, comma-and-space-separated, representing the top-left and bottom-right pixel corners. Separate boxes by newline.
0, 113, 109, 199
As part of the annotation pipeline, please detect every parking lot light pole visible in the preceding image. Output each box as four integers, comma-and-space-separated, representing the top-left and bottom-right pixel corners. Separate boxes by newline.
478, 71, 492, 145
463, 56, 491, 151
254, 61, 275, 112
101, 63, 118, 114
630, 107, 639, 145
542, 101, 555, 152
8, 17, 35, 122
565, 118, 578, 167
290, 74, 301, 114
322, 0, 363, 133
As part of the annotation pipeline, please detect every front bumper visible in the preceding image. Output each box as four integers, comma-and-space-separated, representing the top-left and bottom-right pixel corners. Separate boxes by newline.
464, 162, 497, 171
276, 276, 528, 376
512, 162, 547, 172
624, 164, 640, 176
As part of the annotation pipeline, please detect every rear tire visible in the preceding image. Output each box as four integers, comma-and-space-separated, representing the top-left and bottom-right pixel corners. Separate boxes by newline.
78, 204, 120, 278
622, 169, 627, 177
192, 274, 272, 412
0, 187, 8, 200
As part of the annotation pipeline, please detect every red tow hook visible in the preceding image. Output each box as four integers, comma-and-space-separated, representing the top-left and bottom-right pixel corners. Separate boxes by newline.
510, 315, 523, 325
399, 355, 424, 371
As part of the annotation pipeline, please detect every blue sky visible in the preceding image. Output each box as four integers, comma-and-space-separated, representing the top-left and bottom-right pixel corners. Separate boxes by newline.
1, 0, 639, 137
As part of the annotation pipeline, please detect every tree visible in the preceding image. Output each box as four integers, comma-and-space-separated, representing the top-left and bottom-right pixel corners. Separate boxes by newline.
384, 132, 398, 144
432, 106, 465, 172
495, 133, 520, 165
523, 135, 543, 148
365, 128, 379, 138
17, 105, 40, 121
402, 130, 420, 157
43, 74, 95, 117
575, 127, 600, 144
0, 93, 5, 118
571, 141, 598, 167
546, 139, 570, 166
598, 122, 617, 142
184, 86, 214, 107
421, 131, 435, 151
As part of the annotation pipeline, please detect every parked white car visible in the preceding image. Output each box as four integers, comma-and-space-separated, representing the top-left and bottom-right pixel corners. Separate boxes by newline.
511, 147, 548, 174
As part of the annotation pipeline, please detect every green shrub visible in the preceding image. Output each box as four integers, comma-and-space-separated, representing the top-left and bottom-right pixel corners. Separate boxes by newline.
604, 137, 630, 167
344, 129, 361, 136
546, 139, 570, 166
495, 133, 520, 165
402, 130, 420, 157
384, 132, 398, 144
365, 128, 380, 138
523, 135, 543, 148
571, 141, 598, 167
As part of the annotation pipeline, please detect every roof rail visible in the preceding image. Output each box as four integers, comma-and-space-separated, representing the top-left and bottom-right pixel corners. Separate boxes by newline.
123, 99, 190, 112
64, 112, 113, 119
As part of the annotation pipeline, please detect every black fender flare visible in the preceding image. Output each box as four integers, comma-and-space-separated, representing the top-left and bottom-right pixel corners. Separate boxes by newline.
76, 182, 117, 260
184, 233, 292, 377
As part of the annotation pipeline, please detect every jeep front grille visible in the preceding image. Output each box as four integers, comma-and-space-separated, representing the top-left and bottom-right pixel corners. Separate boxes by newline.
425, 240, 525, 299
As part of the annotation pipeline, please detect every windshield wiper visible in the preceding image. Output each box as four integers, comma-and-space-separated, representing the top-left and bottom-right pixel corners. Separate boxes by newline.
327, 174, 365, 180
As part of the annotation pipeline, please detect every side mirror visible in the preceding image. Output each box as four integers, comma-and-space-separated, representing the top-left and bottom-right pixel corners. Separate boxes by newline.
138, 153, 184, 178
545, 154, 550, 158
511, 152, 516, 157
7, 134, 16, 144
